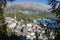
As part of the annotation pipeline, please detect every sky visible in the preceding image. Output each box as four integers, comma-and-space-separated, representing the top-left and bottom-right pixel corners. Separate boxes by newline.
7, 0, 50, 7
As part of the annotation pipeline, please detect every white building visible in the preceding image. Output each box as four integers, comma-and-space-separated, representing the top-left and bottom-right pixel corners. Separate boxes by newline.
5, 17, 17, 29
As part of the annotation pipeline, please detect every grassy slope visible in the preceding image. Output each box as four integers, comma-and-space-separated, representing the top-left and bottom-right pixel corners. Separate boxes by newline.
4, 12, 57, 22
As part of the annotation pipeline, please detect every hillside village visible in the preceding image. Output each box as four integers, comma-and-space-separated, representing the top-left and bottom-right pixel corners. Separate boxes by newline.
5, 17, 56, 40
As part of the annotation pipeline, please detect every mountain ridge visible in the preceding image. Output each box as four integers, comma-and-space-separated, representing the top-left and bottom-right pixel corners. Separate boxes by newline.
4, 3, 49, 14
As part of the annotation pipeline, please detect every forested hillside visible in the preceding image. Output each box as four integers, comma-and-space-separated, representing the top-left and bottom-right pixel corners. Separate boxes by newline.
4, 12, 57, 22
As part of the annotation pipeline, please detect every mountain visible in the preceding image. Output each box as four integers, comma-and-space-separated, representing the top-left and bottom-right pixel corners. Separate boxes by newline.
4, 3, 49, 14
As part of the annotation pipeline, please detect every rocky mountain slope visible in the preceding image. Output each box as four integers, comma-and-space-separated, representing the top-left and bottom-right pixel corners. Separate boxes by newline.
4, 3, 49, 14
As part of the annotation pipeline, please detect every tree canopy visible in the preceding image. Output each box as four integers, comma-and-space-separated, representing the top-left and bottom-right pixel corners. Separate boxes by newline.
48, 0, 60, 18
0, 0, 16, 40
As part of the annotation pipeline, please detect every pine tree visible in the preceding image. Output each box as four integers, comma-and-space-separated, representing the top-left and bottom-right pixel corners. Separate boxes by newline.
48, 0, 60, 18
0, 0, 14, 40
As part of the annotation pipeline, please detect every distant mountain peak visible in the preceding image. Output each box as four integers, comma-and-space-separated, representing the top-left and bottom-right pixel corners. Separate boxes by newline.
5, 3, 49, 14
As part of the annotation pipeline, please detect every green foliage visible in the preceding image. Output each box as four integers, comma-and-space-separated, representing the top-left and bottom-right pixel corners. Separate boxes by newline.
6, 28, 12, 37
0, 0, 15, 40
48, 0, 60, 18
4, 12, 41, 22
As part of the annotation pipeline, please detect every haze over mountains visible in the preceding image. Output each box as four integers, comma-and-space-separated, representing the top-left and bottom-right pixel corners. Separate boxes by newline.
4, 3, 49, 14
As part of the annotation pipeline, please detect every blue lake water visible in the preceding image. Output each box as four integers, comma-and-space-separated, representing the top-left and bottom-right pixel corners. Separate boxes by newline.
36, 19, 60, 29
